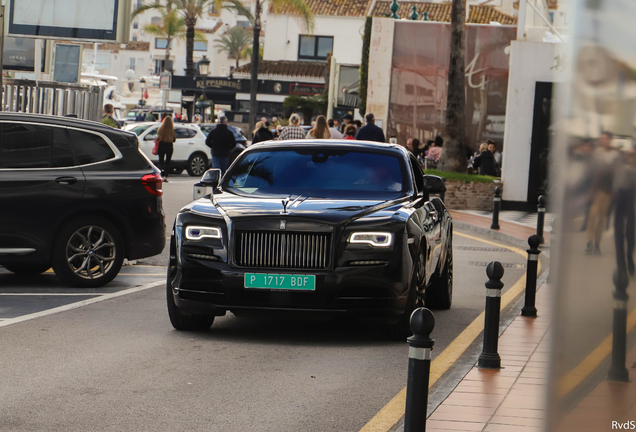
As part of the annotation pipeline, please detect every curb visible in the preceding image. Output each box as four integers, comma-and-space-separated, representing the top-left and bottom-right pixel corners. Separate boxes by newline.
453, 220, 532, 250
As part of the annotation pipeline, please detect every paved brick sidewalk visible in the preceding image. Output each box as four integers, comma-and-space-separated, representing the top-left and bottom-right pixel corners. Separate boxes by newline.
421, 211, 552, 432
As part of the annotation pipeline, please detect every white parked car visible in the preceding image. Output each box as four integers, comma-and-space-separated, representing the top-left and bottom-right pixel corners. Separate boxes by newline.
123, 122, 210, 176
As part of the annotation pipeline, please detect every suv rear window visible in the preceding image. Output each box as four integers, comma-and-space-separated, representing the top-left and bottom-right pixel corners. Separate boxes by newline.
69, 129, 116, 165
0, 123, 74, 169
176, 128, 196, 139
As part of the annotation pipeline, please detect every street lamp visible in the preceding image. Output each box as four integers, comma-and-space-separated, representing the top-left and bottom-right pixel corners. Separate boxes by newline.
139, 77, 146, 108
198, 55, 211, 76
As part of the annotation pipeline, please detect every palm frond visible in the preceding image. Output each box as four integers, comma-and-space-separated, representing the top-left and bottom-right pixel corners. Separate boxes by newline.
132, 3, 166, 18
143, 24, 166, 37
218, 0, 255, 23
270, 0, 314, 33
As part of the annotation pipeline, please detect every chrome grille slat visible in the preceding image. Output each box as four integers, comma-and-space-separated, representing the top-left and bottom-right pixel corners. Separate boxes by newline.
236, 231, 330, 269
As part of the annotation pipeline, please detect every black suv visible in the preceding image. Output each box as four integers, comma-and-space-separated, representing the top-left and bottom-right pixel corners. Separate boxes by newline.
0, 113, 166, 287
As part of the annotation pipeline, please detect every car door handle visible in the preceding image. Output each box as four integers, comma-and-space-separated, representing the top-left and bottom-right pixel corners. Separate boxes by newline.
55, 177, 77, 185
188, 142, 195, 145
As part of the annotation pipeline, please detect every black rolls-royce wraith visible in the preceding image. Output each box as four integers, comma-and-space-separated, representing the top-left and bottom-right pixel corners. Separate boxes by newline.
167, 140, 453, 338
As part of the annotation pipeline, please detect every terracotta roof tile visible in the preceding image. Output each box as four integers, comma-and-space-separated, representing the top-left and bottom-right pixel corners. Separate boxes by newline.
371, 1, 517, 24
269, 0, 373, 17
233, 60, 327, 80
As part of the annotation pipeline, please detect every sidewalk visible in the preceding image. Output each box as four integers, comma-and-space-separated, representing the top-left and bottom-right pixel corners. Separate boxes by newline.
424, 212, 551, 432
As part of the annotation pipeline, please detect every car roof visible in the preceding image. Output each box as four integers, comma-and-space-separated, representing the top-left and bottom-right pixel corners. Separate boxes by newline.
247, 139, 410, 157
0, 112, 139, 140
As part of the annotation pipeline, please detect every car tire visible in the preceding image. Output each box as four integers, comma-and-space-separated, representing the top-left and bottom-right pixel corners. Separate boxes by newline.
386, 250, 425, 340
166, 234, 215, 331
186, 153, 209, 177
3, 263, 50, 275
426, 232, 453, 310
51, 216, 124, 288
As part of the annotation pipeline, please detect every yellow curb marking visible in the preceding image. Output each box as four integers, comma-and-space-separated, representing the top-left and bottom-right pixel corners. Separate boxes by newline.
558, 309, 636, 397
359, 230, 539, 432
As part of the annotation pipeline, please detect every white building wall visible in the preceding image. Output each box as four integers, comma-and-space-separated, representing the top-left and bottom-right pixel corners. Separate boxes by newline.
263, 14, 366, 64
501, 40, 568, 202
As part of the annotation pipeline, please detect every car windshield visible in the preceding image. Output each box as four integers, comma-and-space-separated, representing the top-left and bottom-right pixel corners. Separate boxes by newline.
224, 148, 408, 199
124, 124, 153, 136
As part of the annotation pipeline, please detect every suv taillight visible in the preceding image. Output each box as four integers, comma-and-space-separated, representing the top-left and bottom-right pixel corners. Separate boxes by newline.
141, 173, 163, 196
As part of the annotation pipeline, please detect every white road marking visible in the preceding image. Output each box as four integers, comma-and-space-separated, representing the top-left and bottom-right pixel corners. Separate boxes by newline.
0, 280, 164, 328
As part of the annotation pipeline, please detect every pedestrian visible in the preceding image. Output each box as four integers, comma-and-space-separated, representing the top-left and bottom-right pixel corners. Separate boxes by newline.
145, 109, 157, 122
353, 120, 363, 130
343, 124, 357, 140
586, 131, 618, 254
405, 138, 413, 152
278, 113, 306, 141
156, 116, 176, 182
274, 125, 283, 139
327, 118, 343, 139
412, 139, 425, 158
334, 119, 341, 131
355, 113, 386, 142
135, 111, 145, 122
487, 139, 502, 167
306, 115, 331, 139
340, 113, 353, 133
101, 104, 121, 129
472, 142, 500, 176
205, 115, 236, 175
252, 121, 274, 143
426, 138, 444, 162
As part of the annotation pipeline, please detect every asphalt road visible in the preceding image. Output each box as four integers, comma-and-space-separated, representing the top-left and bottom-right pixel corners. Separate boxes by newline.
0, 174, 532, 432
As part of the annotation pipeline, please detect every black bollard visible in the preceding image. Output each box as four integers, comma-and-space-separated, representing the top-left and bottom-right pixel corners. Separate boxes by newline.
478, 262, 504, 369
608, 270, 630, 381
491, 187, 502, 230
404, 308, 435, 432
521, 235, 542, 318
537, 195, 546, 244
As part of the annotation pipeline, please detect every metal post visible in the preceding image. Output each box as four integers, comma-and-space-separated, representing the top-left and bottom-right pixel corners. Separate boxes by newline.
522, 235, 541, 317
491, 187, 502, 230
537, 195, 546, 244
478, 262, 504, 369
404, 307, 435, 432
608, 270, 629, 381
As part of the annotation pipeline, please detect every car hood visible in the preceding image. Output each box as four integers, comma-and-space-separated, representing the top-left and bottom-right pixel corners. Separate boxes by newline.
189, 191, 406, 226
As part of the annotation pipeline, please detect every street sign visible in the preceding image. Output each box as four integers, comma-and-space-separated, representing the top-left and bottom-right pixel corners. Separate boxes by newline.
159, 72, 172, 90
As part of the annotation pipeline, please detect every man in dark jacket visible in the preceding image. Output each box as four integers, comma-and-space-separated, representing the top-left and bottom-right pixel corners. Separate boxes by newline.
205, 116, 236, 175
355, 113, 386, 142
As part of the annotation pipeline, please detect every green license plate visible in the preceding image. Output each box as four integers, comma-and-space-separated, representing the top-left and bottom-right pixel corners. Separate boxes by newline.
244, 273, 316, 290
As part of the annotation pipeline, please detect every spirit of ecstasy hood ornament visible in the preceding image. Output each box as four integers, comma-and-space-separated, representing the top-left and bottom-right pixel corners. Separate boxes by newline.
280, 197, 291, 215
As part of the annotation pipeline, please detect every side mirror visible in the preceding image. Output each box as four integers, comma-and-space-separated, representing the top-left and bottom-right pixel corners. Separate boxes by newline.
424, 175, 446, 194
200, 168, 221, 188
192, 169, 221, 200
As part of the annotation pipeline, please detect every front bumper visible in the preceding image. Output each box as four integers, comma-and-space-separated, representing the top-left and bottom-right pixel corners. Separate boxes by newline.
171, 260, 410, 322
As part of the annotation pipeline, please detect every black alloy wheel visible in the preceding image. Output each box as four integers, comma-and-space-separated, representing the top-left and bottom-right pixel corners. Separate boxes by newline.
51, 216, 124, 288
166, 234, 215, 331
187, 153, 208, 176
3, 263, 51, 275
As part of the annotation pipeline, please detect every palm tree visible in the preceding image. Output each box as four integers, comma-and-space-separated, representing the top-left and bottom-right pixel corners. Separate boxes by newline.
438, 0, 467, 173
133, 0, 252, 76
223, 0, 314, 132
141, 8, 199, 72
214, 26, 252, 69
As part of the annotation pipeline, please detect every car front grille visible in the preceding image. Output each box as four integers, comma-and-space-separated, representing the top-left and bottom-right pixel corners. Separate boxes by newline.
235, 231, 331, 269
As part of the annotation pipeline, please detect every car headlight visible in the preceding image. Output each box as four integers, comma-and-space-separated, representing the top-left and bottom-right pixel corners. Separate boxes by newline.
185, 226, 222, 241
349, 232, 393, 247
